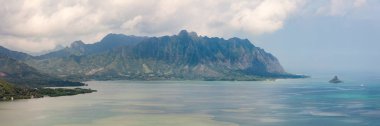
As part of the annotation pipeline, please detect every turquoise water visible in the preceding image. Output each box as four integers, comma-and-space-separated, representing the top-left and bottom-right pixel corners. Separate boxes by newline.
0, 74, 379, 126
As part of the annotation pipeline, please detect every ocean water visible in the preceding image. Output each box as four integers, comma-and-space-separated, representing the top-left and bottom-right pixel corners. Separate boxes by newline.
0, 74, 379, 126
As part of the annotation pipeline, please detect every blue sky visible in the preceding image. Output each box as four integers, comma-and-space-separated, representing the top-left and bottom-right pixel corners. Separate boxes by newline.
253, 0, 380, 74
0, 0, 378, 74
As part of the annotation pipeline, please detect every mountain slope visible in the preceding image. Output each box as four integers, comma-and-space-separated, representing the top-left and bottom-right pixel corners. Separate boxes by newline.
0, 46, 33, 60
37, 34, 146, 59
0, 55, 84, 87
26, 30, 302, 81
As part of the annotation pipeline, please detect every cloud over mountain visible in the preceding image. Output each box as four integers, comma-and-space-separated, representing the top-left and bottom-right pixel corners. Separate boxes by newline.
0, 0, 371, 53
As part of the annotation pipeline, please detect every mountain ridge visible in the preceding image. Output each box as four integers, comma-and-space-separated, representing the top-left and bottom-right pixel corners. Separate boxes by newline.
0, 55, 84, 87
36, 34, 147, 59
23, 30, 304, 81
0, 46, 33, 60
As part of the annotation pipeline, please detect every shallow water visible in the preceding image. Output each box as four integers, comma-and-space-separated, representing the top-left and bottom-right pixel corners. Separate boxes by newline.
1, 74, 379, 126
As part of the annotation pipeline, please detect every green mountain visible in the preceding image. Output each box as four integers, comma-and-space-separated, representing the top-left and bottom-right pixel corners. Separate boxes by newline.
25, 30, 303, 81
0, 55, 84, 87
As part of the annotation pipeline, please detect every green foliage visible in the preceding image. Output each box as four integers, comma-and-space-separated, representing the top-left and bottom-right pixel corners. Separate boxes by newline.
37, 88, 96, 97
1, 79, 42, 101
0, 79, 95, 101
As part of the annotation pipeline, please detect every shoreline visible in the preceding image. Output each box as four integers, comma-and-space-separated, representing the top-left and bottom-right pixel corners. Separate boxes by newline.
0, 81, 97, 101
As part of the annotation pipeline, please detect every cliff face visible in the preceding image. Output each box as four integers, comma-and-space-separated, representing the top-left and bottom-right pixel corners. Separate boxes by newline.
24, 30, 296, 81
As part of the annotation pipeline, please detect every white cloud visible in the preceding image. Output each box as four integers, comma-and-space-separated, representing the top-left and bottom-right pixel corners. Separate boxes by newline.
121, 16, 143, 34
229, 0, 302, 35
0, 0, 368, 53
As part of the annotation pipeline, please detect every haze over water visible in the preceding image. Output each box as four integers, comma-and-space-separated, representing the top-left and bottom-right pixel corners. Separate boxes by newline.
1, 74, 379, 126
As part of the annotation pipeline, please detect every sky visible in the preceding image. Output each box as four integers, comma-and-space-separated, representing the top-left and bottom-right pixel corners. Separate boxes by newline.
0, 0, 379, 74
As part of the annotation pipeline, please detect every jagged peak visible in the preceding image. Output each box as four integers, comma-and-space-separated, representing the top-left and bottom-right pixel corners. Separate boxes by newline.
227, 37, 254, 47
70, 40, 85, 48
103, 33, 127, 38
228, 37, 242, 41
178, 30, 198, 38
189, 32, 198, 37
228, 37, 250, 42
100, 33, 135, 43
178, 30, 189, 36
103, 33, 125, 38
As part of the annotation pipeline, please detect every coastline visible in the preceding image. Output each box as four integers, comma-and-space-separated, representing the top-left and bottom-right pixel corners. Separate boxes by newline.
0, 80, 97, 101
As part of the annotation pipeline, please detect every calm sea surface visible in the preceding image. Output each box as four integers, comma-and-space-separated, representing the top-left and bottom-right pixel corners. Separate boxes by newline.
1, 74, 380, 126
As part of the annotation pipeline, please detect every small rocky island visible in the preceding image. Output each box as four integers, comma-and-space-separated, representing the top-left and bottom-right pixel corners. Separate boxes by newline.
329, 76, 343, 83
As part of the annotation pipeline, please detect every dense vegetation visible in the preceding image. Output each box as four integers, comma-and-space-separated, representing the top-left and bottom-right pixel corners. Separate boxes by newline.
37, 88, 96, 97
0, 79, 95, 101
0, 79, 42, 100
